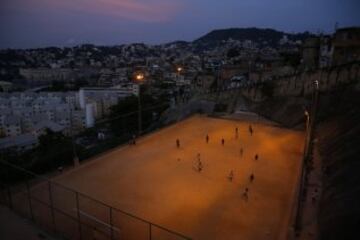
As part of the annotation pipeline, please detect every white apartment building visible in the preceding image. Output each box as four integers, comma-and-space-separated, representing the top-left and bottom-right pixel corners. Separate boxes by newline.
79, 85, 136, 127
0, 85, 136, 150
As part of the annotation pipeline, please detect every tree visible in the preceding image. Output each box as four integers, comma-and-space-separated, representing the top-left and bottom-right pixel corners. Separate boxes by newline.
109, 91, 168, 137
0, 130, 84, 182
109, 96, 139, 136
261, 81, 275, 98
227, 48, 240, 59
28, 130, 83, 173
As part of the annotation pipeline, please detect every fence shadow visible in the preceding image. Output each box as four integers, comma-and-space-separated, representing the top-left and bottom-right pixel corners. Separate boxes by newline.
0, 161, 191, 240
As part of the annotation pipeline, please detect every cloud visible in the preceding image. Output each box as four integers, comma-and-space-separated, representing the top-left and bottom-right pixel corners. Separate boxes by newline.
9, 0, 182, 23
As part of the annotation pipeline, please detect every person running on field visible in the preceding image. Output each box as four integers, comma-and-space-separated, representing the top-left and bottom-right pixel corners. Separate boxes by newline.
255, 154, 259, 160
197, 160, 203, 172
235, 127, 239, 139
221, 138, 225, 146
206, 134, 209, 143
249, 174, 255, 182
242, 188, 249, 201
249, 125, 253, 136
228, 170, 234, 182
176, 139, 180, 148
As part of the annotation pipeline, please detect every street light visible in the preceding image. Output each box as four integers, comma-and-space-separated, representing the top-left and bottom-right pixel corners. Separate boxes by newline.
304, 110, 310, 157
136, 73, 144, 81
134, 73, 145, 135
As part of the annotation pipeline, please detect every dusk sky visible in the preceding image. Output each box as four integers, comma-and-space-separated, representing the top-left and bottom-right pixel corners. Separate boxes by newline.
1, 0, 359, 49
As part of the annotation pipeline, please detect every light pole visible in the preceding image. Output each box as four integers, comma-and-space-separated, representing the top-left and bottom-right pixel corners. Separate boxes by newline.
295, 110, 310, 233
135, 73, 145, 136
309, 80, 319, 151
314, 80, 319, 90
68, 104, 79, 167
176, 66, 183, 104
295, 80, 320, 233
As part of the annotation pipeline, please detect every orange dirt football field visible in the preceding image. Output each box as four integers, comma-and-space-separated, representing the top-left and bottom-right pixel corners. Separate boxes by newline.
52, 115, 304, 240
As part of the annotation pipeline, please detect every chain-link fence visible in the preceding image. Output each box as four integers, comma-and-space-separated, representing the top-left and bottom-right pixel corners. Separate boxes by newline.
0, 161, 191, 240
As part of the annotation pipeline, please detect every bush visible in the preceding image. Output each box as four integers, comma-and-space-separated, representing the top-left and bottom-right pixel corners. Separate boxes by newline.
261, 81, 275, 98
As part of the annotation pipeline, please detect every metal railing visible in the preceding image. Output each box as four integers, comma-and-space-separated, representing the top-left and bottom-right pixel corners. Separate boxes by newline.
0, 161, 191, 240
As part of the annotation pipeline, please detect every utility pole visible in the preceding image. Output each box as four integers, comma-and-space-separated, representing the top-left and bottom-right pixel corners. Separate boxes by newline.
135, 73, 145, 136
294, 80, 320, 233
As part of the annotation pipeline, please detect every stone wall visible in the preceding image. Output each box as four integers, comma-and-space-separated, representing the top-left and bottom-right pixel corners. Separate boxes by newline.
241, 61, 360, 102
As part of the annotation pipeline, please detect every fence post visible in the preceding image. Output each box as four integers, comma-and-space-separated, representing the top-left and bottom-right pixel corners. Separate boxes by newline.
26, 181, 34, 221
75, 192, 82, 240
7, 186, 13, 209
5, 164, 13, 209
48, 182, 56, 232
109, 207, 114, 240
149, 223, 152, 240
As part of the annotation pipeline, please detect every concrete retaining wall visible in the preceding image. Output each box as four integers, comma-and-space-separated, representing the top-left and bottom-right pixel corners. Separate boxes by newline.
241, 62, 360, 102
